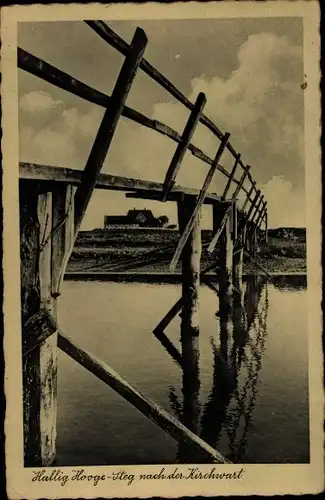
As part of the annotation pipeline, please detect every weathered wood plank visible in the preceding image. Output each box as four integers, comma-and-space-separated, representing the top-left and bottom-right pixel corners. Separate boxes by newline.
20, 164, 223, 204
125, 190, 221, 204
57, 330, 230, 463
74, 28, 148, 232
222, 153, 241, 200
170, 133, 230, 271
21, 191, 58, 466
37, 193, 58, 466
20, 190, 42, 465
162, 92, 206, 201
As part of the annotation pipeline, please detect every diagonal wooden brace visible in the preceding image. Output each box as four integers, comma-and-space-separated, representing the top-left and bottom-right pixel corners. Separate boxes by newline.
170, 132, 230, 272
162, 92, 207, 201
207, 202, 234, 254
74, 27, 148, 234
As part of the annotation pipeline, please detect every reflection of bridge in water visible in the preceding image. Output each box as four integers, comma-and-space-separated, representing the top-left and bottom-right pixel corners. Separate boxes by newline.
165, 275, 269, 463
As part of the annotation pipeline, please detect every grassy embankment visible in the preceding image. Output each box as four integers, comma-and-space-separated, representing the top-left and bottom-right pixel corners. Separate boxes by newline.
67, 228, 306, 274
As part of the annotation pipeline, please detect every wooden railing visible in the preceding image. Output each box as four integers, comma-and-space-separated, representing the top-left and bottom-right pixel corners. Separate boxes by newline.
18, 20, 267, 241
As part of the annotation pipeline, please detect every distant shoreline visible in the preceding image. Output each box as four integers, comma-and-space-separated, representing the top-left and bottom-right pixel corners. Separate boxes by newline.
64, 270, 307, 284
67, 229, 306, 276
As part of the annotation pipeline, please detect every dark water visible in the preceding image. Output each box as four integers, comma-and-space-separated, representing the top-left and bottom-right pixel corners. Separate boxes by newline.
56, 275, 309, 465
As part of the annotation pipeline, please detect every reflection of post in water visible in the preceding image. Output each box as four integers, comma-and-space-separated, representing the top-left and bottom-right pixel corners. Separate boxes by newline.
200, 274, 269, 462
225, 277, 269, 462
176, 195, 202, 462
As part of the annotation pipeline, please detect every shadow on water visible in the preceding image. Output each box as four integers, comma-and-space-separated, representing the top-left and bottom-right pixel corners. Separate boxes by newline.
163, 275, 270, 463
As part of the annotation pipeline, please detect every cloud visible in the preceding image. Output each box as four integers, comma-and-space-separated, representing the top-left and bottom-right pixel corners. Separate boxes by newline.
19, 92, 103, 169
20, 91, 63, 113
19, 32, 305, 229
260, 176, 305, 228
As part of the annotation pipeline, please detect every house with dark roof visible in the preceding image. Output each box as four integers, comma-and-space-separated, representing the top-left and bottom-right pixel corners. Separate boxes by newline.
104, 209, 159, 229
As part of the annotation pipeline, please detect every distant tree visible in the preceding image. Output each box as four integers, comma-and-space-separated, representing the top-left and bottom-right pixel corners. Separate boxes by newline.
157, 215, 169, 227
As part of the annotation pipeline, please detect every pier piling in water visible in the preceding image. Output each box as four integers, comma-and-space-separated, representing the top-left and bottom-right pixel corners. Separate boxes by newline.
178, 195, 202, 337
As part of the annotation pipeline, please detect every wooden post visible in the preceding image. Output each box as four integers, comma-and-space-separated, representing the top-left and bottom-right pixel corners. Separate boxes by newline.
218, 202, 233, 317
178, 195, 202, 337
20, 187, 57, 466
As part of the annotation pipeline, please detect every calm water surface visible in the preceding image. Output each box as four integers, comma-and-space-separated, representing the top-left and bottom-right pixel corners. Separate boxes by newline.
56, 275, 309, 465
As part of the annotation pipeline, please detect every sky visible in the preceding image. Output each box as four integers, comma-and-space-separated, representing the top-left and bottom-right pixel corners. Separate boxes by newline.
18, 17, 305, 230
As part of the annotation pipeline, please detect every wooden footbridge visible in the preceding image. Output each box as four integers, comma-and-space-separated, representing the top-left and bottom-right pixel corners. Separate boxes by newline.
19, 22, 269, 467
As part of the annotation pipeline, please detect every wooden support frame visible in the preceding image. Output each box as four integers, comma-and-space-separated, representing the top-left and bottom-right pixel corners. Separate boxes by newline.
170, 133, 230, 272
162, 92, 207, 201
222, 153, 241, 200
74, 27, 148, 233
